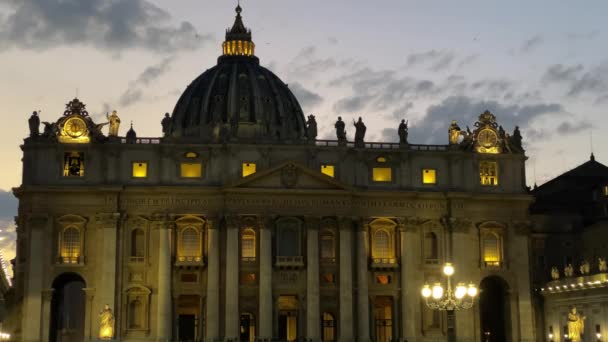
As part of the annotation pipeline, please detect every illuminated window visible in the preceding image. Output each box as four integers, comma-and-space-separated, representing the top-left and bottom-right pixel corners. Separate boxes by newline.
181, 162, 202, 178
63, 152, 84, 177
482, 232, 501, 267
376, 156, 387, 163
370, 220, 397, 266
132, 162, 147, 178
242, 162, 257, 177
241, 229, 256, 260
479, 161, 498, 186
185, 152, 198, 159
130, 229, 145, 262
374, 297, 393, 342
240, 313, 256, 342
422, 169, 436, 184
60, 227, 81, 264
322, 312, 336, 342
178, 227, 201, 262
424, 232, 439, 264
320, 231, 336, 261
321, 164, 335, 178
603, 185, 608, 196
373, 230, 391, 259
373, 168, 392, 182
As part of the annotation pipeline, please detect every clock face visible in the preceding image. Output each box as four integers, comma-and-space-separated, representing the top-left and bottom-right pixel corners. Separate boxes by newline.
478, 129, 498, 148
64, 117, 87, 138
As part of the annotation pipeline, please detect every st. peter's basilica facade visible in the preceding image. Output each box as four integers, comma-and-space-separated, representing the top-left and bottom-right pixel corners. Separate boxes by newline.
8, 5, 537, 342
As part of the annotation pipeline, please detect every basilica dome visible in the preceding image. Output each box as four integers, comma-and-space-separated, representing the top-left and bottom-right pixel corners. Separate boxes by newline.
168, 6, 307, 143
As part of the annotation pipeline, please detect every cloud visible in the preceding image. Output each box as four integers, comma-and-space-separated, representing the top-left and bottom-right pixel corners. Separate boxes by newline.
328, 37, 339, 45
457, 54, 480, 68
521, 35, 544, 53
0, 0, 212, 52
333, 94, 374, 113
556, 120, 592, 135
118, 56, 174, 107
564, 31, 599, 42
289, 82, 323, 110
0, 191, 16, 218
541, 63, 608, 102
542, 64, 584, 83
406, 50, 455, 72
404, 96, 564, 144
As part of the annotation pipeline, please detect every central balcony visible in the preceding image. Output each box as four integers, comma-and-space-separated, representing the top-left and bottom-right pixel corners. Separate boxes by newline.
275, 256, 305, 269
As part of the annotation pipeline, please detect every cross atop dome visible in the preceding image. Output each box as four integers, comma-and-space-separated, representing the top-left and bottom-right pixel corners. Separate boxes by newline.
222, 3, 255, 57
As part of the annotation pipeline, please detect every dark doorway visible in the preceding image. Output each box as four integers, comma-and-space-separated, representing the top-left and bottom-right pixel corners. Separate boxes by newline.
240, 313, 255, 342
479, 276, 511, 342
49, 273, 86, 342
177, 315, 196, 341
278, 312, 297, 341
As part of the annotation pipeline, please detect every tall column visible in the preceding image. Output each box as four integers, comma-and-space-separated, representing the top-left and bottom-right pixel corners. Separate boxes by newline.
41, 289, 54, 342
356, 220, 370, 342
306, 218, 320, 341
94, 213, 120, 325
338, 217, 354, 341
225, 216, 240, 340
512, 223, 535, 342
205, 218, 220, 341
448, 218, 475, 342
258, 217, 273, 339
156, 217, 173, 341
22, 214, 47, 342
399, 219, 421, 342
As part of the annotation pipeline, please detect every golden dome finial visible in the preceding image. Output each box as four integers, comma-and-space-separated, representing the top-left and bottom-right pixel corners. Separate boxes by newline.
222, 2, 255, 57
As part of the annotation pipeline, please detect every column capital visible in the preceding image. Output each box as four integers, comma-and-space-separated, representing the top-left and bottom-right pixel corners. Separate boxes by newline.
42, 288, 54, 301
337, 216, 353, 231
304, 216, 320, 230
257, 216, 275, 230
27, 213, 49, 227
206, 217, 220, 230
94, 212, 120, 228
83, 287, 96, 301
442, 217, 472, 233
225, 215, 241, 229
512, 220, 533, 236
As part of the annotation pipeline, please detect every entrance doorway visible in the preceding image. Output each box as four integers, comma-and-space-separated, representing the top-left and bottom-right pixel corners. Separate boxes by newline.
277, 295, 298, 341
240, 313, 256, 342
374, 296, 394, 342
479, 276, 511, 342
176, 295, 200, 342
49, 273, 86, 342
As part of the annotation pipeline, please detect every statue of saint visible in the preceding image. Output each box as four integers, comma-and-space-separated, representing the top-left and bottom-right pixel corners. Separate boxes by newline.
28, 111, 40, 137
510, 126, 523, 151
398, 119, 408, 145
161, 113, 171, 137
98, 304, 115, 340
579, 260, 590, 275
564, 264, 574, 277
107, 111, 121, 137
550, 266, 560, 280
353, 117, 366, 148
335, 117, 346, 144
448, 120, 461, 145
306, 114, 317, 141
599, 257, 607, 272
567, 307, 585, 342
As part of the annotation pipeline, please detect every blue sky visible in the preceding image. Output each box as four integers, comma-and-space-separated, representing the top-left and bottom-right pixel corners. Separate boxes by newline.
0, 0, 607, 271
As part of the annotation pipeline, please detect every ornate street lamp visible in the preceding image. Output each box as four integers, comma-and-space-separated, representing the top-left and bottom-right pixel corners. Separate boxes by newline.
421, 262, 478, 310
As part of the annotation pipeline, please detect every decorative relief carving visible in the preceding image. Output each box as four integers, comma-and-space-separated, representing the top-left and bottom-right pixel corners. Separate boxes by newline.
281, 164, 299, 188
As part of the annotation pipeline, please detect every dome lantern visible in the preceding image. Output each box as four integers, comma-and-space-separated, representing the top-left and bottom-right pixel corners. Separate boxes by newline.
222, 4, 255, 57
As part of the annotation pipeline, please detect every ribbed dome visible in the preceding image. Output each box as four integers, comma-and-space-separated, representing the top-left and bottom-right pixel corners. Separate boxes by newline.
168, 6, 307, 143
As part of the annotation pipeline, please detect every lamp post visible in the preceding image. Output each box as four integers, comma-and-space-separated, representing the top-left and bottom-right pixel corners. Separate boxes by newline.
421, 262, 478, 310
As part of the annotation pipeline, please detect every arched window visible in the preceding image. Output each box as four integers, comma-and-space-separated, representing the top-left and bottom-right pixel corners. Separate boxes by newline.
320, 231, 336, 262
241, 229, 256, 261
322, 312, 336, 341
178, 227, 201, 262
240, 312, 256, 342
61, 227, 80, 264
424, 232, 438, 263
126, 286, 151, 331
373, 230, 391, 259
482, 232, 501, 267
130, 229, 145, 262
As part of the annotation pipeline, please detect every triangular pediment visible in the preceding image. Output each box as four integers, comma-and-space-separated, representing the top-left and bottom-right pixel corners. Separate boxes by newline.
225, 161, 353, 192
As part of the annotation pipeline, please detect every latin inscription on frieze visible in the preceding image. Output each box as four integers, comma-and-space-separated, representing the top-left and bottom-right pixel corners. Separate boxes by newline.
122, 197, 211, 208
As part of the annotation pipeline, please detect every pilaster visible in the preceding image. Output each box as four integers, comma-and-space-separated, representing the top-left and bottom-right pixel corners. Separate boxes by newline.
305, 217, 320, 341
41, 289, 54, 342
224, 215, 240, 340
399, 218, 421, 342
22, 213, 48, 342
356, 218, 370, 342
153, 215, 173, 341
94, 212, 120, 332
258, 216, 273, 340
338, 217, 354, 341
83, 287, 96, 341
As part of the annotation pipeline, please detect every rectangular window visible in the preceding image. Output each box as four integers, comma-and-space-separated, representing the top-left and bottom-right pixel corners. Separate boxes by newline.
480, 161, 499, 186
242, 162, 257, 177
422, 169, 436, 184
482, 233, 501, 267
321, 164, 335, 178
63, 152, 85, 177
181, 162, 202, 178
132, 162, 147, 178
604, 185, 608, 196
373, 167, 392, 182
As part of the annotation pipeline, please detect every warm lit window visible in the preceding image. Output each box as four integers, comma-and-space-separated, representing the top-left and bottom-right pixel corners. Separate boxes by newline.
320, 231, 336, 261
424, 232, 439, 264
321, 164, 335, 178
132, 162, 147, 178
373, 168, 392, 182
374, 297, 394, 342
130, 229, 145, 262
181, 162, 202, 178
242, 162, 257, 177
370, 220, 397, 266
603, 185, 608, 196
241, 229, 256, 261
376, 156, 387, 163
422, 169, 436, 184
482, 232, 501, 267
185, 152, 198, 159
63, 152, 85, 177
373, 230, 391, 259
60, 226, 81, 264
479, 161, 498, 186
322, 312, 336, 342
178, 227, 201, 262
